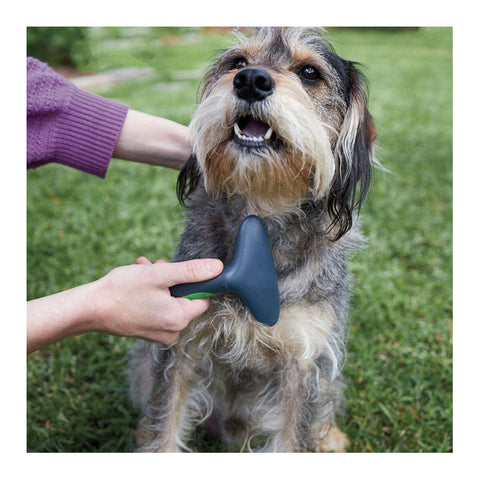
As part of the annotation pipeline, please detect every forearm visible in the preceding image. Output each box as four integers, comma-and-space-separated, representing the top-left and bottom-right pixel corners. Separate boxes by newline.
113, 110, 191, 170
27, 282, 101, 354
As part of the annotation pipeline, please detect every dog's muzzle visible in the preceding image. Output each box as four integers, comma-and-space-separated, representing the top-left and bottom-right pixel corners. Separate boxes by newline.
232, 68, 276, 148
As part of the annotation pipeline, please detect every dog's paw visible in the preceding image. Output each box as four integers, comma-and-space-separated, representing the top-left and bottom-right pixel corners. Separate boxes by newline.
314, 427, 350, 453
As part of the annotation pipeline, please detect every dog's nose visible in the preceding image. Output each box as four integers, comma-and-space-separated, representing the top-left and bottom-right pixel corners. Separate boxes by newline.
233, 68, 274, 102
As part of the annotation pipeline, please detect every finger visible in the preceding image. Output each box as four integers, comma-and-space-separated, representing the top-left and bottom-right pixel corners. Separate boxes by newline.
177, 297, 211, 322
136, 256, 152, 265
154, 259, 169, 264
159, 259, 224, 287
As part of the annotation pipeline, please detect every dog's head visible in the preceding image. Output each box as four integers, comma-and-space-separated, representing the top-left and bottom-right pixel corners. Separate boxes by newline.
178, 27, 376, 240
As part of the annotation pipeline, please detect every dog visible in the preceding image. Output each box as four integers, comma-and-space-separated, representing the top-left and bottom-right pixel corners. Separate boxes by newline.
129, 27, 376, 452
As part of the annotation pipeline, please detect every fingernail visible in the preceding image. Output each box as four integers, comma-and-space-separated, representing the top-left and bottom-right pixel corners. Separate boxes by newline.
205, 259, 223, 275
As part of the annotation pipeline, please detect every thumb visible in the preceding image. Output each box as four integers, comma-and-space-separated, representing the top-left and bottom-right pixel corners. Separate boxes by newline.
160, 259, 224, 287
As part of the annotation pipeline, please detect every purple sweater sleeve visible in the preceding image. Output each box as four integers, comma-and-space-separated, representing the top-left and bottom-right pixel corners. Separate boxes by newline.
27, 57, 129, 178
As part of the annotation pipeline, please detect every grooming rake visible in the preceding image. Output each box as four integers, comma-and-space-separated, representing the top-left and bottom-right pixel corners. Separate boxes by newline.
170, 215, 280, 326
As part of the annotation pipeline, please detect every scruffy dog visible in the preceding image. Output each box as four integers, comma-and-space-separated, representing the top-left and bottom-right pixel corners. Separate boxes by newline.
129, 27, 376, 452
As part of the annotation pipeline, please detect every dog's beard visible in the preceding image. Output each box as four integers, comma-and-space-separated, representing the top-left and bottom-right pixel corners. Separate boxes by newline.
189, 74, 336, 215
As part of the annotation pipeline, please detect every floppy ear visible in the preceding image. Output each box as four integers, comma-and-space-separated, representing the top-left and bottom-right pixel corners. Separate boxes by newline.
327, 62, 376, 240
177, 154, 202, 206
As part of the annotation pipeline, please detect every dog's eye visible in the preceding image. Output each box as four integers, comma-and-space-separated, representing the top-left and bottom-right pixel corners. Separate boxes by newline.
232, 57, 248, 69
299, 65, 321, 81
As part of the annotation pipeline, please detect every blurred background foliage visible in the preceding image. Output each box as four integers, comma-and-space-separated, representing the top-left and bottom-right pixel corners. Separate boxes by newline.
27, 27, 203, 71
27, 27, 92, 67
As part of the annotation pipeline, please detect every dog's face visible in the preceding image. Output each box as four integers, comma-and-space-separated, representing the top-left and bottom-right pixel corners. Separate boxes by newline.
182, 28, 376, 239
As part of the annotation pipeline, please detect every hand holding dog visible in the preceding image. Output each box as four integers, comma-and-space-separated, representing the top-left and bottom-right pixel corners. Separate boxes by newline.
27, 258, 223, 353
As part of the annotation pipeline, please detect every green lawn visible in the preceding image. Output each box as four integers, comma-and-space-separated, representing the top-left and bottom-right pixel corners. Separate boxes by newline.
27, 27, 452, 452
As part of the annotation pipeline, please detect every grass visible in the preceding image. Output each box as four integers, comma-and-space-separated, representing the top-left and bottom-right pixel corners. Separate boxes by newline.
27, 27, 452, 453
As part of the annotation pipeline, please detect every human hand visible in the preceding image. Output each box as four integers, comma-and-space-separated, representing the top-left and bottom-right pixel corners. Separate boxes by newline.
94, 257, 223, 344
27, 257, 223, 353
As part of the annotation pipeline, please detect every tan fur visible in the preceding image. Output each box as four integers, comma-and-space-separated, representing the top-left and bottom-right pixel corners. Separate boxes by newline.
315, 426, 350, 452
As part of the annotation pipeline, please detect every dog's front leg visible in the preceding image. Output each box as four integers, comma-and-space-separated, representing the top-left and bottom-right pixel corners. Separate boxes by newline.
256, 360, 347, 453
251, 360, 313, 452
135, 351, 197, 452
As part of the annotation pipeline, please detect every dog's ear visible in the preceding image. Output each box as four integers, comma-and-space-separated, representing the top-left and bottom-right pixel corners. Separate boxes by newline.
177, 154, 202, 206
327, 62, 376, 241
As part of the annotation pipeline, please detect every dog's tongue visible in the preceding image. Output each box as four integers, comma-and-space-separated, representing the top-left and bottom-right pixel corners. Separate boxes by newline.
242, 118, 269, 138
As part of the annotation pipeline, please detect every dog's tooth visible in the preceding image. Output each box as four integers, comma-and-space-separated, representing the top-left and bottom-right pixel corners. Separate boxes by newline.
234, 123, 243, 137
233, 129, 270, 145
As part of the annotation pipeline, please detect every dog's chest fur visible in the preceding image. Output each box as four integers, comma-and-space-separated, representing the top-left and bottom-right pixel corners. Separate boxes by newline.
173, 187, 364, 365
175, 187, 362, 303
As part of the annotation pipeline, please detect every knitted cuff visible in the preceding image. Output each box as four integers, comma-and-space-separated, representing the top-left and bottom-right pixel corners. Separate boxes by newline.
52, 86, 129, 178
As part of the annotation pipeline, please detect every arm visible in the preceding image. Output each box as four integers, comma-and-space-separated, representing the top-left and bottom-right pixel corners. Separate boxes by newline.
113, 109, 191, 170
27, 258, 223, 353
27, 57, 191, 175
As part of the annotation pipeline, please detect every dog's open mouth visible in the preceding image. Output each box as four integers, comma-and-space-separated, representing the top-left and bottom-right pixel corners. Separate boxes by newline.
233, 116, 275, 148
